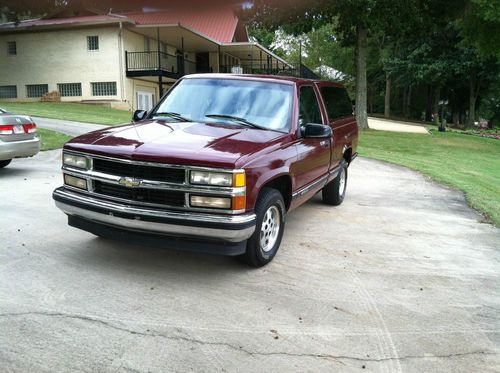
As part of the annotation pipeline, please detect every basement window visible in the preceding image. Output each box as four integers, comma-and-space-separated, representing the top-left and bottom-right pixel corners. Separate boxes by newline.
0, 85, 17, 99
91, 82, 117, 96
7, 41, 16, 55
58, 83, 82, 97
87, 36, 99, 51
26, 84, 48, 98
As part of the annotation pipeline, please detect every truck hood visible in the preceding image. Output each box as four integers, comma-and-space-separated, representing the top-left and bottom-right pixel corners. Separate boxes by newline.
64, 120, 288, 168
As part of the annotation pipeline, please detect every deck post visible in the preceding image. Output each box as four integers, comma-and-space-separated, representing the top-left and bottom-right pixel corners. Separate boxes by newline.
157, 28, 163, 97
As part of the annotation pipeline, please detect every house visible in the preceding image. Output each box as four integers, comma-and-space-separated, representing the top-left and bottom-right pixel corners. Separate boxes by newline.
0, 6, 293, 111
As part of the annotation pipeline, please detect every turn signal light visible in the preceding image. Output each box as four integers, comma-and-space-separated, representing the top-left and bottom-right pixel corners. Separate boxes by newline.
233, 172, 246, 187
232, 195, 246, 210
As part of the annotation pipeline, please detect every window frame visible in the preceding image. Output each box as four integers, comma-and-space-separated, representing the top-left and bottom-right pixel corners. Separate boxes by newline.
58, 83, 82, 97
0, 85, 17, 99
319, 85, 354, 122
7, 41, 16, 55
87, 35, 99, 51
298, 85, 325, 130
26, 84, 49, 98
91, 82, 117, 96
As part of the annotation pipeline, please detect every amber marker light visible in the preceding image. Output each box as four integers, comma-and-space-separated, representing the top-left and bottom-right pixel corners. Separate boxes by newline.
232, 195, 246, 211
233, 172, 246, 187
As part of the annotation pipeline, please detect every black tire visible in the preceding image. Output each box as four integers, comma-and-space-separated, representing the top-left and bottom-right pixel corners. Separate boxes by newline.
322, 161, 348, 206
242, 188, 285, 267
0, 159, 12, 168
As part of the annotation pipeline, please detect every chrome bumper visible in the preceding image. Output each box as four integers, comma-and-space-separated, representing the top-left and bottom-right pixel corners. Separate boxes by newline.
53, 187, 256, 243
0, 137, 40, 161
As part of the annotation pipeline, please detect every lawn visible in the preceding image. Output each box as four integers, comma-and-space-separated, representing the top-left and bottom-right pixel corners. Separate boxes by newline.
38, 128, 72, 151
358, 129, 500, 226
0, 102, 131, 125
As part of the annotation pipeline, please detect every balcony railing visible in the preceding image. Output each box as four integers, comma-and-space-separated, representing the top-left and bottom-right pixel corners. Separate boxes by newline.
125, 51, 206, 79
125, 51, 319, 80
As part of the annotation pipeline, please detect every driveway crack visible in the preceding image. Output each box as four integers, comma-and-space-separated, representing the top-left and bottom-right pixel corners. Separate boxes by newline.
1, 311, 497, 363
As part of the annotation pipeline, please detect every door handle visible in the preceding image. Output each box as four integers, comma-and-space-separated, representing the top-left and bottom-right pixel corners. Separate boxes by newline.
320, 140, 329, 148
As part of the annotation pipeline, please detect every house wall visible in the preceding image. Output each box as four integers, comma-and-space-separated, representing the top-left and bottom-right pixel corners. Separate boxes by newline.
0, 26, 125, 104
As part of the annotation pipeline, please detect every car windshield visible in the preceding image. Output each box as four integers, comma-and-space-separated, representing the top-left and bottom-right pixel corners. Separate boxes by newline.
153, 78, 294, 132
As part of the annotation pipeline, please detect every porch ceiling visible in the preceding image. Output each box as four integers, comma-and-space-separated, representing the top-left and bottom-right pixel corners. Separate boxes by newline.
220, 43, 292, 67
131, 24, 219, 52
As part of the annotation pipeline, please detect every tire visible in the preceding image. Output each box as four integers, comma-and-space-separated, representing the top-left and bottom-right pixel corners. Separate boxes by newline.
322, 161, 348, 206
0, 159, 12, 168
242, 188, 286, 267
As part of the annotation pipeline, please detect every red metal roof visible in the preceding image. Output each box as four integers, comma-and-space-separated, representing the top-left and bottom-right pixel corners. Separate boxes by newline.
126, 8, 239, 43
0, 14, 129, 30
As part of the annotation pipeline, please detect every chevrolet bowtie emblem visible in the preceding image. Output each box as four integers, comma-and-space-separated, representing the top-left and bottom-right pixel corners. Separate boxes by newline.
118, 177, 142, 188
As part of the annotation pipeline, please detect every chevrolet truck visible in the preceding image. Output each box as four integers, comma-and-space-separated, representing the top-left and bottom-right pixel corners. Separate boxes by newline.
53, 74, 358, 267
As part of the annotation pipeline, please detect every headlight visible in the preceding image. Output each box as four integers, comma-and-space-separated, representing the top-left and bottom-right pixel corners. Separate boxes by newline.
63, 153, 88, 169
190, 171, 233, 186
64, 174, 88, 190
190, 195, 231, 209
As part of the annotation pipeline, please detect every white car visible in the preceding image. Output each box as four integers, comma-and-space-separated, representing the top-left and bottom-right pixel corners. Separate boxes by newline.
0, 108, 40, 168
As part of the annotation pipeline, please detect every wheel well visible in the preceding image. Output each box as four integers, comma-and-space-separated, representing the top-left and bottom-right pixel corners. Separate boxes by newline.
343, 148, 353, 163
261, 175, 292, 211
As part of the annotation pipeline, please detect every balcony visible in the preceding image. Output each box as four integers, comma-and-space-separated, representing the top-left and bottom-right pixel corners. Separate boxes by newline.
125, 51, 211, 80
125, 51, 319, 80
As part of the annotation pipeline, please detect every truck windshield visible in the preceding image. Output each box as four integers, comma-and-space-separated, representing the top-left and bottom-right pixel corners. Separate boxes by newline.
153, 78, 294, 132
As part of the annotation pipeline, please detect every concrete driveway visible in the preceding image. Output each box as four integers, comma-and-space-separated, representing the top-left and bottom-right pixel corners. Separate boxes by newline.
34, 117, 109, 137
0, 150, 499, 373
368, 117, 429, 134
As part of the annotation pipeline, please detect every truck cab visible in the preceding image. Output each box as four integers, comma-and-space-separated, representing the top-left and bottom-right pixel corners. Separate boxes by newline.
53, 74, 358, 267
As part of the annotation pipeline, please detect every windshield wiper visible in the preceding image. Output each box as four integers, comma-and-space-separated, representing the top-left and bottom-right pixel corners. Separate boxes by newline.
152, 112, 192, 122
205, 114, 269, 130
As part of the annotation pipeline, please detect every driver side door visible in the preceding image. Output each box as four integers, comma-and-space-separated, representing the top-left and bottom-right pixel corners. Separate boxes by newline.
291, 85, 331, 198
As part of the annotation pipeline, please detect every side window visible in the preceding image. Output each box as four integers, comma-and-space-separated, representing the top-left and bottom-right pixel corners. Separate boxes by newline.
87, 36, 99, 51
299, 86, 322, 126
320, 86, 353, 121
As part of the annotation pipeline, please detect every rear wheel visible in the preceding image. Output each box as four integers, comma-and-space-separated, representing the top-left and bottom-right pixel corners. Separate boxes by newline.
0, 159, 12, 168
322, 161, 347, 206
242, 188, 285, 267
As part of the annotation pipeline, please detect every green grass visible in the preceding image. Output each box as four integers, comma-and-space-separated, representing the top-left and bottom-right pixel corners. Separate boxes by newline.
38, 128, 72, 151
0, 102, 131, 125
358, 129, 500, 226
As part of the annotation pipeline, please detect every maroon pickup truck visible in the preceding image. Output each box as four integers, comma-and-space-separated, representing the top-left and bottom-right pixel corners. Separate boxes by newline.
53, 74, 358, 267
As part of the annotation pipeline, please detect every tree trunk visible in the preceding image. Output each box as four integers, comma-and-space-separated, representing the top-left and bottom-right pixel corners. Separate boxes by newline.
453, 110, 459, 126
405, 85, 412, 118
467, 74, 479, 128
355, 25, 368, 129
384, 75, 391, 118
425, 85, 432, 121
433, 86, 440, 124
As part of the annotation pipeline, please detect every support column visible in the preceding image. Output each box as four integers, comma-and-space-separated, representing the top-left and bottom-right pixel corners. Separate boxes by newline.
157, 27, 163, 97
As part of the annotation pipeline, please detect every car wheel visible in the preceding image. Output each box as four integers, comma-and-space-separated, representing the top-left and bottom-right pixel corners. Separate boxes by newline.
243, 187, 285, 267
0, 159, 12, 168
322, 161, 348, 206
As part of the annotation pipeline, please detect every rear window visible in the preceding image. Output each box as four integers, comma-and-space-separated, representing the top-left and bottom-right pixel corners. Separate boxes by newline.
320, 86, 353, 120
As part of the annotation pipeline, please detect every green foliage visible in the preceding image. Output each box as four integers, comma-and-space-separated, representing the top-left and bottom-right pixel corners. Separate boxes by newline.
459, 0, 500, 59
359, 129, 500, 226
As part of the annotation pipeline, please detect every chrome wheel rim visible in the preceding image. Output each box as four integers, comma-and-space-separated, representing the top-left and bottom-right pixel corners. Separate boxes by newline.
260, 205, 280, 253
339, 168, 346, 197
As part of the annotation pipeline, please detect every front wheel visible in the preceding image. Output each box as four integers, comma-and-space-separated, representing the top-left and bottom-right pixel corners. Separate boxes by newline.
322, 161, 348, 206
0, 159, 12, 168
243, 188, 285, 267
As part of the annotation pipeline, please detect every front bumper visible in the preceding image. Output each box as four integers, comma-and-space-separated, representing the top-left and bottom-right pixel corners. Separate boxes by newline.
0, 137, 40, 161
53, 187, 256, 254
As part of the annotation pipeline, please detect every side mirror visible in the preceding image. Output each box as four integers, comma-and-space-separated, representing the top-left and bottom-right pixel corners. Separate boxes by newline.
302, 123, 332, 138
132, 109, 147, 122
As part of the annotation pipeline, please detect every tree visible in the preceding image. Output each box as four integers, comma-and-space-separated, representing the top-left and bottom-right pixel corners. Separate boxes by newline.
244, 0, 424, 129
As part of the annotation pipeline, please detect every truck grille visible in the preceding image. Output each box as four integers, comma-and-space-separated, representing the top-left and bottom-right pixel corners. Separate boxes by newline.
93, 180, 185, 207
93, 158, 185, 184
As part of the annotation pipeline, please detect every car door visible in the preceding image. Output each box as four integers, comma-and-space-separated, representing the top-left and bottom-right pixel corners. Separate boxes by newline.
318, 84, 356, 171
291, 85, 331, 194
